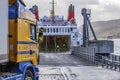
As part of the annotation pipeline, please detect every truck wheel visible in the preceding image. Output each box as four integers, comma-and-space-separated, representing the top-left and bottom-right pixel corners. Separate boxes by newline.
24, 69, 34, 80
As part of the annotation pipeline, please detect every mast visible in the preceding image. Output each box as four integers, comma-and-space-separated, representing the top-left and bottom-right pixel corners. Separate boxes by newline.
50, 0, 56, 23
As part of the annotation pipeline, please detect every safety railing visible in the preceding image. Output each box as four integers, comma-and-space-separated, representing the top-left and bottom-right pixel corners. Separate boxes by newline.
97, 54, 120, 71
73, 46, 95, 64
73, 46, 120, 71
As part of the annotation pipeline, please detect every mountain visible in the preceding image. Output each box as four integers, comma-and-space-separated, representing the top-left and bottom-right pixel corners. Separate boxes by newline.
79, 19, 120, 39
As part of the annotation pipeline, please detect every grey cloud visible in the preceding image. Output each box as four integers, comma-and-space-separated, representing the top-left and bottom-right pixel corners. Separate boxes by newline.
58, 0, 99, 5
25, 0, 120, 26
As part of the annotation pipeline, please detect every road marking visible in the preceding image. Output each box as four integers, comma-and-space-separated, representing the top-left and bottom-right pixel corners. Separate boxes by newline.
39, 67, 68, 80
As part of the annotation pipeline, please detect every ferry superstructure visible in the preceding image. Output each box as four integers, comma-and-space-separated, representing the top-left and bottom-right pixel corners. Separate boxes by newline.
31, 0, 83, 52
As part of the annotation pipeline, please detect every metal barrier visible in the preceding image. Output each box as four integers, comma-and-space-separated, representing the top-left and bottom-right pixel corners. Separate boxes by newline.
97, 54, 120, 71
73, 46, 95, 64
73, 46, 120, 71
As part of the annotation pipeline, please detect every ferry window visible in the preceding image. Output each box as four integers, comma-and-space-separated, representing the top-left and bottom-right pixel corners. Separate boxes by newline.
77, 42, 79, 45
56, 28, 58, 32
53, 28, 55, 32
30, 25, 36, 40
51, 28, 52, 32
70, 28, 73, 32
44, 29, 46, 33
59, 28, 61, 32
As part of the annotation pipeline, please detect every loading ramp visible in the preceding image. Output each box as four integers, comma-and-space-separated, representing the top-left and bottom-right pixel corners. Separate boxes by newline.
38, 53, 120, 80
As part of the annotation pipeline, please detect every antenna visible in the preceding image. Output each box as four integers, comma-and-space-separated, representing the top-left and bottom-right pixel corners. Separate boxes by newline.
50, 0, 56, 23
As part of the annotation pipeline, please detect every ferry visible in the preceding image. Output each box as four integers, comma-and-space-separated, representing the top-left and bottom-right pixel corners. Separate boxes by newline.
31, 0, 83, 52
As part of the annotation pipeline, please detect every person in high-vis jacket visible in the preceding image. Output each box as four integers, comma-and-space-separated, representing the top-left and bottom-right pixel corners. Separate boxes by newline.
38, 28, 44, 42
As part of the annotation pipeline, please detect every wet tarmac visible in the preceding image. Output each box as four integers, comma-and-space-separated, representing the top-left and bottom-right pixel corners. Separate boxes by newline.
38, 53, 120, 80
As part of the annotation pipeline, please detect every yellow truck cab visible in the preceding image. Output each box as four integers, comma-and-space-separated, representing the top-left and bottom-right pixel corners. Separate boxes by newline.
0, 0, 42, 80
9, 0, 39, 65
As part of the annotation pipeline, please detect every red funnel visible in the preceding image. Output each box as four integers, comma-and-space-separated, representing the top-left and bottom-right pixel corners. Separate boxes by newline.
68, 4, 75, 22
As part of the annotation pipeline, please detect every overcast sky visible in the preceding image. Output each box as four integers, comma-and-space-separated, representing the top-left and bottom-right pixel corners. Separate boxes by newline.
25, 0, 120, 26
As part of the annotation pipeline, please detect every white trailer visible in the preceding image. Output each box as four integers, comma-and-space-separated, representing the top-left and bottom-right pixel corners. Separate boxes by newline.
0, 0, 8, 63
